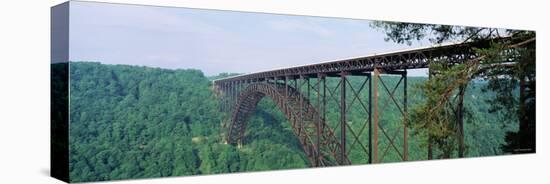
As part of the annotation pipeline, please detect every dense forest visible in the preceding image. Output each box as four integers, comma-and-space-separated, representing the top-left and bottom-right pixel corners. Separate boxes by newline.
68, 62, 307, 182
66, 62, 517, 182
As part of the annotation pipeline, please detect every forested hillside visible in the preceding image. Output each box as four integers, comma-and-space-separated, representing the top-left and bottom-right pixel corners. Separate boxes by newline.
69, 62, 307, 182
68, 62, 517, 182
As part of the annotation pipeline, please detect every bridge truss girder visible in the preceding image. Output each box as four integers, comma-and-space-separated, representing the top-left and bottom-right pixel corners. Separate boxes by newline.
214, 67, 409, 166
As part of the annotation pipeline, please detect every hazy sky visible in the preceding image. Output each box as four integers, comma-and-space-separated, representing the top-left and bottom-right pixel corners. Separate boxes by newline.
69, 1, 429, 76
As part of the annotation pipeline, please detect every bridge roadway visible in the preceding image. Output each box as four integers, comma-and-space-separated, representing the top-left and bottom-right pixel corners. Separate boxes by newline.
213, 39, 490, 85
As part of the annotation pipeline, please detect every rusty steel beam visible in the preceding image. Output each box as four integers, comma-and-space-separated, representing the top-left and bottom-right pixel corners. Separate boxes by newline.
403, 70, 408, 161
299, 76, 305, 145
322, 75, 328, 164
285, 76, 288, 115
428, 70, 433, 160
315, 73, 325, 166
368, 73, 372, 164
373, 67, 380, 163
340, 72, 347, 164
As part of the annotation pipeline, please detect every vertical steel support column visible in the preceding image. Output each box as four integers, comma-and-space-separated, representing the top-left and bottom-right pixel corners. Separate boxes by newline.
285, 76, 288, 115
234, 80, 237, 108
237, 80, 240, 102
222, 83, 227, 144
233, 81, 239, 146
225, 83, 228, 117
403, 70, 408, 161
428, 70, 433, 160
299, 76, 304, 138
368, 73, 372, 164
322, 75, 327, 163
231, 81, 235, 112
235, 81, 237, 106
340, 72, 347, 164
373, 67, 380, 163
233, 81, 237, 112
316, 74, 323, 166
231, 81, 234, 112
293, 78, 298, 130
222, 83, 226, 114
229, 81, 233, 113
227, 83, 230, 113
307, 78, 310, 100
227, 82, 231, 144
307, 77, 311, 161
294, 78, 298, 92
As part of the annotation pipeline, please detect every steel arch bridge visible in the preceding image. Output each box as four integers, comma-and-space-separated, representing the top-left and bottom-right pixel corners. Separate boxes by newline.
212, 37, 532, 167
227, 82, 349, 166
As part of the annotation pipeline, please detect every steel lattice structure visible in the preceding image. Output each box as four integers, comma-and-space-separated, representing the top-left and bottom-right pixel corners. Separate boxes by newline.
227, 82, 348, 166
212, 38, 522, 166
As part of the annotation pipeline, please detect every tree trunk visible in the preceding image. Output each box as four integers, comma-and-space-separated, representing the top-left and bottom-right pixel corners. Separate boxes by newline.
428, 138, 433, 160
456, 84, 467, 158
518, 75, 527, 152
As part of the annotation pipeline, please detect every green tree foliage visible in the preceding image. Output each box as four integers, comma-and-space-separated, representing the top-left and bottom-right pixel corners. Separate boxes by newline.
69, 62, 306, 182
371, 22, 536, 156
51, 63, 69, 181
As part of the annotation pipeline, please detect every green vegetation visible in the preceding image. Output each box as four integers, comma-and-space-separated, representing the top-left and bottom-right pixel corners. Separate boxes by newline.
67, 61, 519, 182
51, 63, 69, 182
371, 22, 535, 156
69, 62, 306, 182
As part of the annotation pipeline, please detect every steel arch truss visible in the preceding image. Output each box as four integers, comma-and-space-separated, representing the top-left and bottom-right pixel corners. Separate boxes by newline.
226, 82, 348, 166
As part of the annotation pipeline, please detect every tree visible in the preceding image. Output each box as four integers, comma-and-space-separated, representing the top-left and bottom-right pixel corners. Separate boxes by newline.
371, 22, 536, 158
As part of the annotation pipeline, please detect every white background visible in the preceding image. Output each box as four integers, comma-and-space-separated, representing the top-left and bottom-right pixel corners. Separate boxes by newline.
0, 0, 548, 183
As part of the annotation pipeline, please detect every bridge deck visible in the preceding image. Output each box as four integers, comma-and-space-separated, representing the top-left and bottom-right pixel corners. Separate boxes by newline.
213, 39, 497, 85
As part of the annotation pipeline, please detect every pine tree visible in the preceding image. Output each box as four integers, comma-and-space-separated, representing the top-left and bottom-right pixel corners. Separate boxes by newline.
371, 22, 536, 157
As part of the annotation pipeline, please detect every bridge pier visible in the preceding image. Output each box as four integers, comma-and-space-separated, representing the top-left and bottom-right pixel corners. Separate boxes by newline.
339, 72, 348, 165
315, 73, 326, 166
372, 67, 408, 163
373, 68, 379, 163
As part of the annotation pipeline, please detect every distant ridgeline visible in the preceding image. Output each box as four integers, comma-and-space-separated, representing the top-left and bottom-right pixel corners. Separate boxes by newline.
66, 62, 517, 182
